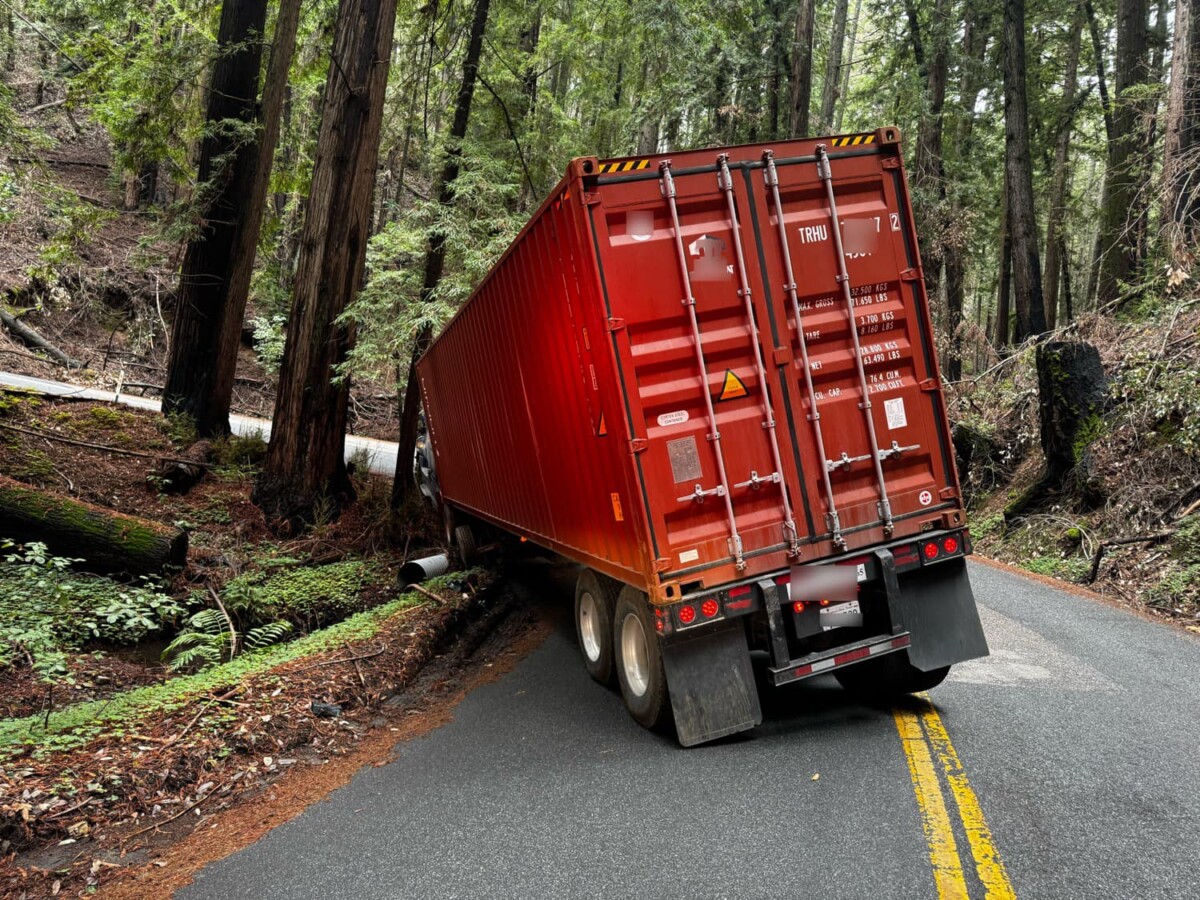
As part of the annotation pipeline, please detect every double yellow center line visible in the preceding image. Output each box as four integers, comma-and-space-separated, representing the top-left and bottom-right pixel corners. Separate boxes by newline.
893, 696, 1015, 899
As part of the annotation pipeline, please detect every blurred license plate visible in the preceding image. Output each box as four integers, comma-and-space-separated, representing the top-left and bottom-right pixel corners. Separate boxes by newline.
820, 600, 862, 631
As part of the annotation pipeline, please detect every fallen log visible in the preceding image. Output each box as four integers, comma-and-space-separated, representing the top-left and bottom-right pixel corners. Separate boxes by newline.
1085, 532, 1175, 584
0, 308, 83, 369
0, 475, 187, 575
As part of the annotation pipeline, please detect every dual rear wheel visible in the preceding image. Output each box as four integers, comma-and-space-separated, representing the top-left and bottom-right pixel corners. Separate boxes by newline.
574, 573, 669, 730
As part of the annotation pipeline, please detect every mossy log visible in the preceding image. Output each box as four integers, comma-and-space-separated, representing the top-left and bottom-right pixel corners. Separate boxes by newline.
0, 475, 187, 575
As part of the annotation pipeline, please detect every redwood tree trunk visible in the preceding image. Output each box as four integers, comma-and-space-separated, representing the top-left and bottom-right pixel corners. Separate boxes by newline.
819, 0, 849, 131
1003, 0, 1046, 343
1043, 4, 1084, 330
211, 0, 302, 429
1095, 0, 1150, 305
788, 0, 816, 136
163, 0, 269, 438
393, 0, 492, 510
253, 0, 400, 526
1164, 0, 1200, 263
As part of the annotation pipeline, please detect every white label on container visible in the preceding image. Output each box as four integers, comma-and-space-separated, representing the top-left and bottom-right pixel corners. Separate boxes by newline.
884, 397, 907, 430
679, 549, 700, 564
657, 410, 689, 428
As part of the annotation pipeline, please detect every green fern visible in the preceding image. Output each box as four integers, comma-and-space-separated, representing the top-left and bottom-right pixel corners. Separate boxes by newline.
162, 630, 224, 671
244, 621, 293, 651
163, 609, 235, 671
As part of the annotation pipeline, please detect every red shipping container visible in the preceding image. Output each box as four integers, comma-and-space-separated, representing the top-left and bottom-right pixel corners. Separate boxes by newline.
418, 128, 987, 744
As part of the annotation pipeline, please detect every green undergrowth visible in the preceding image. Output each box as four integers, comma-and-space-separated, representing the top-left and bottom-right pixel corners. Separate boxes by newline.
0, 542, 186, 679
0, 573, 472, 760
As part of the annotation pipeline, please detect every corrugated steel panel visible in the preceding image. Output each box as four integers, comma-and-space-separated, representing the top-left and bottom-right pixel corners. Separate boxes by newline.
420, 128, 964, 603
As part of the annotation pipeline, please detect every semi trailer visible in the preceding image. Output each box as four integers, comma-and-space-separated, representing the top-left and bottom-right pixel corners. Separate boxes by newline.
416, 127, 988, 746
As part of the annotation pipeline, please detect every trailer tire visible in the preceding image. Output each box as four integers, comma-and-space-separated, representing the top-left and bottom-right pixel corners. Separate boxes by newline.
834, 650, 950, 699
453, 524, 480, 567
613, 587, 670, 731
574, 570, 618, 685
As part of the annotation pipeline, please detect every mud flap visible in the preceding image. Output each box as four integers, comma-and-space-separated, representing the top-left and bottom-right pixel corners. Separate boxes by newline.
885, 554, 989, 671
662, 622, 762, 747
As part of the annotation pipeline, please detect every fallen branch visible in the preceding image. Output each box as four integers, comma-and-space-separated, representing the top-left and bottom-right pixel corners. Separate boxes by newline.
0, 308, 82, 369
0, 422, 216, 468
405, 583, 447, 605
291, 643, 389, 672
26, 99, 67, 115
121, 792, 213, 844
157, 687, 243, 752
1085, 532, 1175, 584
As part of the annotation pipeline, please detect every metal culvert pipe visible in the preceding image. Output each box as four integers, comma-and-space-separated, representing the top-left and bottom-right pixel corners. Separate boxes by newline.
399, 553, 450, 585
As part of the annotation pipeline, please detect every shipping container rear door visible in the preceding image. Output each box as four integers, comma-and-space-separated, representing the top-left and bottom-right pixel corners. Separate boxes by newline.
593, 135, 956, 587
747, 141, 957, 549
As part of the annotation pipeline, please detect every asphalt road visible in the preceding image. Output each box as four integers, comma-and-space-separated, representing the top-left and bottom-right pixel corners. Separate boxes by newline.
181, 561, 1200, 899
0, 371, 400, 475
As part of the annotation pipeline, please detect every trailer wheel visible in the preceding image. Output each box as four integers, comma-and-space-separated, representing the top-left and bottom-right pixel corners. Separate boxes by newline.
613, 587, 670, 731
453, 524, 481, 567
574, 570, 618, 685
834, 650, 951, 700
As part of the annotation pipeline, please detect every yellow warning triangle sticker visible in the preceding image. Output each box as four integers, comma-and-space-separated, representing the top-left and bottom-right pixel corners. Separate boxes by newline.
717, 369, 748, 401
597, 412, 608, 437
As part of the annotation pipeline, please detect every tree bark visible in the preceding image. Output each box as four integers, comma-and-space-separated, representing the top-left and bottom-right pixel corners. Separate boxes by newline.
1163, 0, 1200, 264
767, 0, 785, 139
943, 5, 991, 379
393, 0, 492, 510
788, 0, 816, 136
995, 169, 1012, 349
835, 0, 863, 132
163, 0, 270, 438
819, 0, 849, 131
908, 0, 951, 321
1003, 0, 1046, 343
1043, 4, 1085, 330
0, 476, 187, 575
1095, 0, 1150, 305
253, 0, 400, 526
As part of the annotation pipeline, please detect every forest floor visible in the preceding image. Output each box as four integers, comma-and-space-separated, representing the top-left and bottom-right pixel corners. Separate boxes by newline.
0, 392, 491, 899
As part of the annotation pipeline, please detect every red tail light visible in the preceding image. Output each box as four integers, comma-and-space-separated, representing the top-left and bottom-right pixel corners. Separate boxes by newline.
923, 541, 940, 560
942, 536, 959, 554
678, 604, 696, 625
792, 600, 807, 613
701, 599, 719, 618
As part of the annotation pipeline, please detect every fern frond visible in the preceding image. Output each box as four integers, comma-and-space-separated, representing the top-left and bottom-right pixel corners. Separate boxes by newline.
244, 620, 293, 650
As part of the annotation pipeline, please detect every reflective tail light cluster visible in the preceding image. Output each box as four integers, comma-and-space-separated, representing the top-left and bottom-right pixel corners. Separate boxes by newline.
892, 529, 968, 573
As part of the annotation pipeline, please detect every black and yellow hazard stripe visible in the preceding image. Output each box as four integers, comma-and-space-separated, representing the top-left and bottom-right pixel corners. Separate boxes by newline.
830, 133, 876, 148
598, 159, 652, 174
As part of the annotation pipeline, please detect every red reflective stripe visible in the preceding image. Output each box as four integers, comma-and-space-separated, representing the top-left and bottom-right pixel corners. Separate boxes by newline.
793, 664, 812, 677
834, 646, 872, 667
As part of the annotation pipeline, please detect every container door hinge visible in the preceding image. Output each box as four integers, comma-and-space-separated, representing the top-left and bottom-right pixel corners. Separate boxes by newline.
605, 317, 626, 333
582, 192, 602, 207
882, 157, 901, 170
629, 438, 649, 454
939, 487, 960, 500
900, 267, 921, 283
919, 378, 940, 392
772, 346, 792, 366
654, 558, 673, 573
